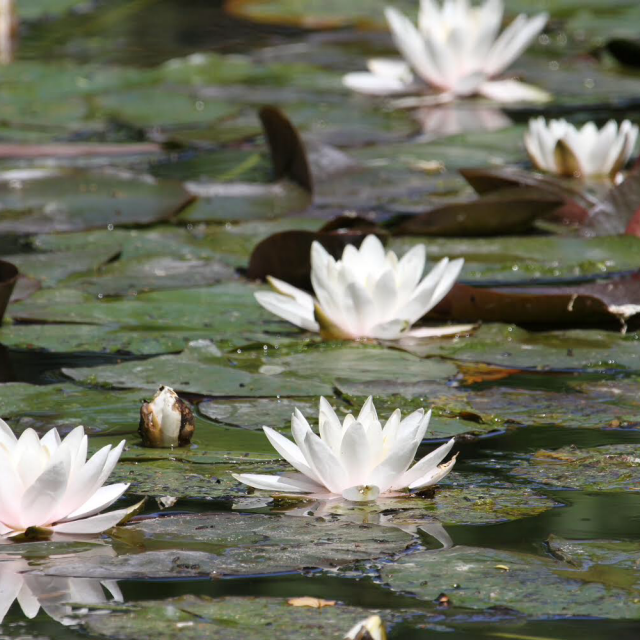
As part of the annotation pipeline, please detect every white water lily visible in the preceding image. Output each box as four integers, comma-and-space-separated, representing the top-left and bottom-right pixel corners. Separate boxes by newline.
345, 615, 387, 640
524, 117, 639, 179
343, 0, 549, 103
0, 556, 122, 625
139, 385, 195, 448
233, 397, 457, 502
255, 235, 467, 340
0, 420, 129, 537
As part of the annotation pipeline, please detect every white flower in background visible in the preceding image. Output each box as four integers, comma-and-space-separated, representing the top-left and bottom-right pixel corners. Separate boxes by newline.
139, 385, 195, 448
233, 397, 457, 502
255, 235, 467, 340
524, 117, 639, 179
343, 0, 550, 103
0, 556, 122, 625
0, 420, 129, 537
345, 615, 387, 640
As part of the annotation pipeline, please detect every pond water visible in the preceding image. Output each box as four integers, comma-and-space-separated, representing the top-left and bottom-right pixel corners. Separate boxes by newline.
1, 0, 640, 638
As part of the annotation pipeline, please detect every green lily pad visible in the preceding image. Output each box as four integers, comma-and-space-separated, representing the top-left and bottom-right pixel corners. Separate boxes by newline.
178, 181, 312, 223
399, 324, 640, 373
5, 247, 120, 288
388, 235, 640, 284
21, 0, 91, 21
61, 340, 334, 397
78, 595, 421, 640
37, 513, 413, 578
511, 444, 640, 490
380, 544, 640, 618
64, 255, 237, 296
0, 170, 192, 235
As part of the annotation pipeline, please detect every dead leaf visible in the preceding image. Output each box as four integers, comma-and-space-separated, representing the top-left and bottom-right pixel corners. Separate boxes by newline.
287, 597, 337, 608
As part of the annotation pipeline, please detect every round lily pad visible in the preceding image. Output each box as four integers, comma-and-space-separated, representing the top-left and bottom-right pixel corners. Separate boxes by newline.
511, 444, 640, 490
380, 544, 640, 618
37, 513, 413, 578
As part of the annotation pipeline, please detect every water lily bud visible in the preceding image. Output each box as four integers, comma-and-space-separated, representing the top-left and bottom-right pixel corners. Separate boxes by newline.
139, 386, 195, 448
345, 615, 387, 640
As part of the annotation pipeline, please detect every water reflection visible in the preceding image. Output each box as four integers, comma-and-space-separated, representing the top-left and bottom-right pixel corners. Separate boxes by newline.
0, 552, 122, 626
412, 105, 512, 139
235, 496, 453, 549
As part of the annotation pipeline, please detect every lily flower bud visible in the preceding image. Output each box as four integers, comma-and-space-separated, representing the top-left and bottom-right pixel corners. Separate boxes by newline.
139, 385, 195, 448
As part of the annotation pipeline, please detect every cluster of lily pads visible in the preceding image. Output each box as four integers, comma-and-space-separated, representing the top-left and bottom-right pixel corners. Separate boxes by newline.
2, 0, 640, 637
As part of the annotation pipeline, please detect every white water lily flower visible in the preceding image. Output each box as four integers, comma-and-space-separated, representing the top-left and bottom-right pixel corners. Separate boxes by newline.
233, 397, 457, 502
345, 615, 387, 640
343, 0, 550, 103
0, 556, 122, 625
139, 385, 195, 448
525, 117, 639, 179
0, 420, 129, 537
255, 235, 467, 340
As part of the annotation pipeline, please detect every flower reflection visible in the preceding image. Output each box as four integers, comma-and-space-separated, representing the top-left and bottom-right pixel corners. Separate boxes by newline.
0, 550, 122, 626
413, 104, 512, 138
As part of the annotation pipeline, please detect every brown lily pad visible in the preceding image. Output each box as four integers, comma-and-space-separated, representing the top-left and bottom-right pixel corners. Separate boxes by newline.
395, 187, 566, 236
0, 259, 18, 322
430, 273, 640, 329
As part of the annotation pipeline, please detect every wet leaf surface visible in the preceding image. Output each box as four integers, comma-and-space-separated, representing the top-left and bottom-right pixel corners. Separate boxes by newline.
380, 544, 640, 618
37, 513, 414, 578
511, 444, 640, 490
78, 595, 424, 640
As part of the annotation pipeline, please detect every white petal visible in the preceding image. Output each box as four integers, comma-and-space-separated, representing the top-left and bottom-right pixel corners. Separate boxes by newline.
232, 472, 322, 494
478, 79, 551, 103
0, 418, 17, 452
50, 508, 129, 535
397, 438, 456, 489
254, 291, 319, 332
303, 431, 349, 494
58, 483, 129, 523
408, 455, 457, 489
263, 426, 320, 483
342, 71, 413, 96
340, 421, 371, 486
405, 323, 476, 338
318, 397, 343, 454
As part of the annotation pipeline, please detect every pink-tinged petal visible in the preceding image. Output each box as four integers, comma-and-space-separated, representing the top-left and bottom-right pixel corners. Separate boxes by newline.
58, 483, 129, 523
232, 473, 322, 494
51, 445, 111, 521
255, 291, 320, 332
0, 448, 24, 529
303, 431, 349, 494
408, 455, 458, 490
50, 508, 129, 535
339, 421, 371, 486
263, 427, 320, 483
0, 564, 23, 623
478, 79, 551, 103
20, 448, 71, 529
341, 485, 380, 503
16, 583, 40, 619
396, 438, 456, 489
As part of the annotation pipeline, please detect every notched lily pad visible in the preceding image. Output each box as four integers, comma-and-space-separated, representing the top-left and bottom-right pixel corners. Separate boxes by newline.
380, 544, 640, 618
511, 444, 640, 491
38, 513, 413, 578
